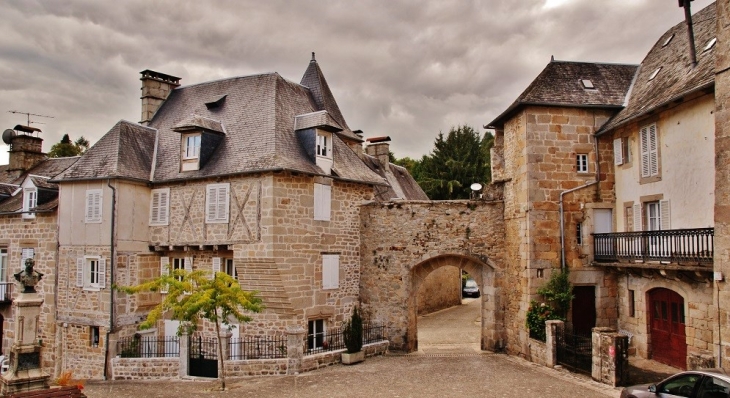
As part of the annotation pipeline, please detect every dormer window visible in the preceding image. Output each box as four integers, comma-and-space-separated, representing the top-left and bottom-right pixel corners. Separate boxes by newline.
22, 187, 37, 219
317, 132, 332, 158
184, 134, 201, 159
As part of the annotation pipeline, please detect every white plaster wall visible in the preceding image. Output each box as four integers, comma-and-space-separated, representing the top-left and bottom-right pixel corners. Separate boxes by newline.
614, 95, 715, 231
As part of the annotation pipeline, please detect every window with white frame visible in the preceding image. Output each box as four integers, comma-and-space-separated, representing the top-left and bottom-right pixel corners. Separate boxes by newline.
211, 257, 236, 279
640, 124, 659, 178
149, 188, 170, 226
638, 200, 670, 232
307, 319, 325, 350
183, 134, 201, 159
322, 254, 339, 290
85, 189, 102, 223
314, 183, 331, 221
576, 154, 588, 173
206, 183, 230, 223
316, 133, 331, 158
76, 255, 106, 290
22, 187, 37, 219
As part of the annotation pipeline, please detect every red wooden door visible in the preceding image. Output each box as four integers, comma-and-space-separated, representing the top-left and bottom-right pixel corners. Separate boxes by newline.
648, 288, 686, 369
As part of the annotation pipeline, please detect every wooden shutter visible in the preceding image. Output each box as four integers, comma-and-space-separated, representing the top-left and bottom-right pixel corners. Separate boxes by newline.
98, 257, 106, 288
640, 126, 650, 177
660, 200, 670, 230
150, 189, 170, 225
85, 190, 102, 223
184, 257, 192, 272
76, 258, 84, 287
648, 124, 659, 176
322, 254, 339, 289
206, 185, 217, 222
206, 184, 229, 223
20, 248, 33, 269
218, 185, 229, 222
613, 138, 623, 165
314, 184, 332, 221
150, 191, 160, 224
160, 256, 169, 293
212, 257, 221, 279
633, 204, 642, 232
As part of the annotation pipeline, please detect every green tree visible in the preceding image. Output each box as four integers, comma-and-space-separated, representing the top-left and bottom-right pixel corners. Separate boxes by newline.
418, 125, 493, 200
48, 134, 90, 158
115, 267, 263, 390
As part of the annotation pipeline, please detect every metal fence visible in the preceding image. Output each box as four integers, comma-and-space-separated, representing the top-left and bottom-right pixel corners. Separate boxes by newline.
305, 324, 386, 355
117, 335, 180, 358
556, 326, 592, 375
229, 335, 287, 360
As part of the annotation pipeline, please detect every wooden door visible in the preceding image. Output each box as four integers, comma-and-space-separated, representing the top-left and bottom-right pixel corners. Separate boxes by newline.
572, 286, 596, 336
648, 288, 686, 369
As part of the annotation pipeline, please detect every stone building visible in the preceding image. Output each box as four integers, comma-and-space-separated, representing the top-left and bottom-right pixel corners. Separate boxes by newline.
0, 127, 78, 373
45, 55, 427, 379
488, 2, 723, 370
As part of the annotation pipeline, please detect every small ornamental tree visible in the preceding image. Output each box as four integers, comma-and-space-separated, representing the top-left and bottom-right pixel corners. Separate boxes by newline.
115, 266, 263, 391
342, 306, 363, 353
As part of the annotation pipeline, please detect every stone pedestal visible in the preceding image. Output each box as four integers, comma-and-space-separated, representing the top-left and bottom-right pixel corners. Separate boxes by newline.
1, 292, 50, 395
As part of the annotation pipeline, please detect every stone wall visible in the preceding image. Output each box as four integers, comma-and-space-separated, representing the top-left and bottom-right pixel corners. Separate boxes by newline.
715, 0, 730, 372
359, 199, 505, 352
417, 265, 461, 316
111, 357, 179, 380
0, 212, 59, 374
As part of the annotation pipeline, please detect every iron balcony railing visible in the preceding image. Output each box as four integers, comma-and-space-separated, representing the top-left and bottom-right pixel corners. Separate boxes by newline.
593, 228, 713, 265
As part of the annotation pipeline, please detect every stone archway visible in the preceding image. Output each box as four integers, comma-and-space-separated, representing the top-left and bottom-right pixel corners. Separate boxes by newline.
406, 254, 502, 353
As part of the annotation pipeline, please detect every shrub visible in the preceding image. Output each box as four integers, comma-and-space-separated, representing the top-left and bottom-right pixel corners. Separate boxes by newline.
526, 300, 563, 341
343, 306, 363, 353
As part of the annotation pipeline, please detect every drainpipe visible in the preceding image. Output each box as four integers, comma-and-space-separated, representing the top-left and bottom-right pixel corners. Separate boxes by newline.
559, 125, 601, 270
103, 179, 117, 380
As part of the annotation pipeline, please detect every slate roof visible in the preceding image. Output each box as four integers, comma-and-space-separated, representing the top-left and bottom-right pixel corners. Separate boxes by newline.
597, 2, 716, 134
488, 61, 638, 128
0, 156, 77, 213
55, 58, 398, 189
55, 120, 157, 182
362, 155, 429, 201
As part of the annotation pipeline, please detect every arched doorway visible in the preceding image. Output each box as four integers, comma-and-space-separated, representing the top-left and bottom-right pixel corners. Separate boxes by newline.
648, 288, 686, 369
406, 254, 501, 353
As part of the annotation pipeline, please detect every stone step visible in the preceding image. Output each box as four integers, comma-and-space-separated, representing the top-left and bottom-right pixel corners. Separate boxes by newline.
236, 262, 295, 316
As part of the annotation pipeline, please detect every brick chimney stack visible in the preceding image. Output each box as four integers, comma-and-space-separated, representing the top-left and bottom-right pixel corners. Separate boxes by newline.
140, 70, 181, 125
365, 136, 391, 169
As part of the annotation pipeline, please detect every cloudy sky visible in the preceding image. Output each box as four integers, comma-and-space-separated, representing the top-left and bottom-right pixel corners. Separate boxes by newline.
0, 0, 714, 164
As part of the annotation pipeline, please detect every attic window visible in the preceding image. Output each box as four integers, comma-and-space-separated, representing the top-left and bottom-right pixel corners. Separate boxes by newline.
649, 67, 662, 81
662, 34, 674, 47
204, 95, 227, 110
581, 79, 595, 89
703, 37, 717, 52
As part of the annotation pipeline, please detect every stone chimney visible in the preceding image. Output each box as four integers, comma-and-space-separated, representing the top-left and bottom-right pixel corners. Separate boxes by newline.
140, 70, 181, 125
6, 126, 45, 172
365, 136, 391, 169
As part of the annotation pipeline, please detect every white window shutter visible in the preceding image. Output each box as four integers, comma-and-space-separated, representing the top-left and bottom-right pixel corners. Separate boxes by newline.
159, 190, 169, 224
660, 200, 670, 230
206, 185, 216, 222
314, 184, 332, 221
219, 185, 229, 222
613, 138, 623, 165
322, 254, 339, 289
633, 204, 642, 232
98, 257, 106, 288
150, 192, 160, 224
640, 126, 650, 177
184, 257, 192, 273
648, 124, 659, 176
160, 256, 169, 294
76, 258, 84, 287
212, 257, 221, 279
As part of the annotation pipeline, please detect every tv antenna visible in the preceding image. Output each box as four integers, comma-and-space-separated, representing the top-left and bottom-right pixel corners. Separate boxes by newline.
8, 110, 54, 127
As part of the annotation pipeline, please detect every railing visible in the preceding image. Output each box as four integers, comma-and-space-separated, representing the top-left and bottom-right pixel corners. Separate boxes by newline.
305, 324, 387, 355
229, 335, 287, 360
117, 335, 180, 358
0, 283, 12, 303
593, 228, 713, 265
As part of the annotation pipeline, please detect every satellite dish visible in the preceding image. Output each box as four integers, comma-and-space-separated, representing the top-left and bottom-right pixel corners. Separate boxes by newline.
2, 129, 16, 145
470, 183, 483, 192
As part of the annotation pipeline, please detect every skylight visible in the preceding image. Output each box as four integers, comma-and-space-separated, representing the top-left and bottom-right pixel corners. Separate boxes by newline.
662, 34, 674, 47
703, 37, 717, 52
649, 67, 662, 81
581, 79, 595, 89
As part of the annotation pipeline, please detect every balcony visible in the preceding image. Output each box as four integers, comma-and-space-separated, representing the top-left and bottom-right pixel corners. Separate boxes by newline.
593, 228, 713, 272
0, 282, 13, 304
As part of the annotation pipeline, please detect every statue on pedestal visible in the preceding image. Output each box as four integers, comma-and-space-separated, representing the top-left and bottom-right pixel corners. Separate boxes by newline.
14, 258, 43, 293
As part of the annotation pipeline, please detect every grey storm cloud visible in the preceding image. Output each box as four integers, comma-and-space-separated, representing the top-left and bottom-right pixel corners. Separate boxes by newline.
0, 0, 715, 162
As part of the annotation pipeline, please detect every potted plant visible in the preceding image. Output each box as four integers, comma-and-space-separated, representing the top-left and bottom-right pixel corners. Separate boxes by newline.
341, 306, 364, 365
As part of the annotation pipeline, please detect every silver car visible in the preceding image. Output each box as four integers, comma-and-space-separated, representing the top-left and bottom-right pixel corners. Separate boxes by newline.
621, 369, 730, 398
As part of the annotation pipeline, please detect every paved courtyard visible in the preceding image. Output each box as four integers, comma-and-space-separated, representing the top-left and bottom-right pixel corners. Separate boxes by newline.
83, 352, 619, 398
